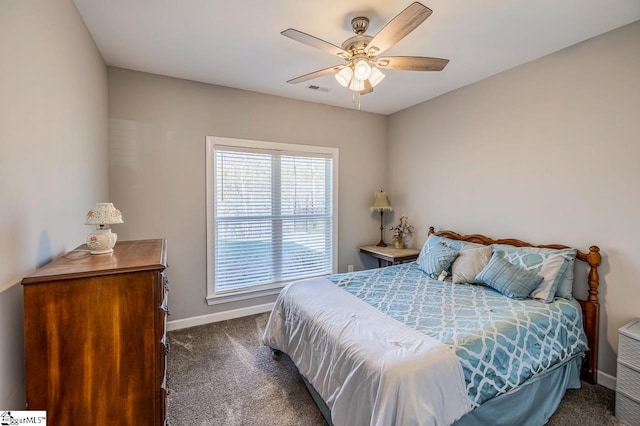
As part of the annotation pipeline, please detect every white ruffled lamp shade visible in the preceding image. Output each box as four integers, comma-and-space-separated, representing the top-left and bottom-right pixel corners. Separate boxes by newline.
85, 202, 124, 254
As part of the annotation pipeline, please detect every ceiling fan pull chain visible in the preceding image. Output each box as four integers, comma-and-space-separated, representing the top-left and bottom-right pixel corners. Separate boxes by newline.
351, 90, 361, 110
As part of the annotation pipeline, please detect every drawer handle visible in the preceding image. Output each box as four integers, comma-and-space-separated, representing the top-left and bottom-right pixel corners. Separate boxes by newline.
163, 276, 170, 292
165, 342, 171, 354
160, 303, 170, 316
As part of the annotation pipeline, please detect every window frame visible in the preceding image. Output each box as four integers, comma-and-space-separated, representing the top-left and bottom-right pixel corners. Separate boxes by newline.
205, 136, 339, 305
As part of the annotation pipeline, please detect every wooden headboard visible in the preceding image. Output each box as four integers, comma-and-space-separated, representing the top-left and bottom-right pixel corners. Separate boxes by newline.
428, 227, 602, 384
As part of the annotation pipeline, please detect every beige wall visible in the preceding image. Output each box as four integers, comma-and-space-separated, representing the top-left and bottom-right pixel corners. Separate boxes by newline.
2, 4, 629, 406
388, 21, 640, 378
108, 67, 388, 320
0, 0, 109, 408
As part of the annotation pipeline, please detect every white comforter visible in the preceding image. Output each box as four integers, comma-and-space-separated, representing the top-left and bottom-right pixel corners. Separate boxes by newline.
263, 277, 471, 426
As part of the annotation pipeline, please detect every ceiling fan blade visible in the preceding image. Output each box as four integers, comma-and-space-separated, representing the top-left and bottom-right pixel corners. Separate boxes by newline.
282, 29, 350, 59
286, 65, 344, 84
360, 79, 373, 95
376, 56, 449, 71
366, 2, 432, 56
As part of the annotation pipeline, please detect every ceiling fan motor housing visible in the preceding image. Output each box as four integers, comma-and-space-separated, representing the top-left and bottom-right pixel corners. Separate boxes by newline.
351, 16, 369, 34
341, 35, 373, 56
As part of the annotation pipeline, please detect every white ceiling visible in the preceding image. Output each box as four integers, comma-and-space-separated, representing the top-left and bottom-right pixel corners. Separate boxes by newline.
73, 0, 640, 115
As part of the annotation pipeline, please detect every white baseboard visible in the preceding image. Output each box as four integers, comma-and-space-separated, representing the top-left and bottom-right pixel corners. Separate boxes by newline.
167, 302, 274, 331
598, 370, 616, 391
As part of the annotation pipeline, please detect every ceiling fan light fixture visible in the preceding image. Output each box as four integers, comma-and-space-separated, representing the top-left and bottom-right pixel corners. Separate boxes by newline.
368, 67, 385, 87
353, 60, 372, 81
282, 3, 449, 99
348, 77, 364, 92
335, 67, 353, 87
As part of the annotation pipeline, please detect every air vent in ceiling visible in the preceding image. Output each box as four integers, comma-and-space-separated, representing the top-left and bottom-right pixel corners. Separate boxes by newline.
307, 84, 330, 93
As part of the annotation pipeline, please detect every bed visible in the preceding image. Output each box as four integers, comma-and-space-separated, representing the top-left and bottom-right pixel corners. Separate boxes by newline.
263, 227, 602, 425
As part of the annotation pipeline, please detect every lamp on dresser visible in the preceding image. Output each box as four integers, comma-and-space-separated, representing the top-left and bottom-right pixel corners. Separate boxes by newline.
85, 202, 123, 254
370, 190, 393, 247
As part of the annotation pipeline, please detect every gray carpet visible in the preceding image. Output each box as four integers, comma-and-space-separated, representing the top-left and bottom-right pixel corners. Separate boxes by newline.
167, 313, 624, 426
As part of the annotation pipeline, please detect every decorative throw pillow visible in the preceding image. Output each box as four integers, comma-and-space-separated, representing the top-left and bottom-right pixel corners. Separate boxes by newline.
475, 254, 543, 299
530, 253, 570, 303
417, 236, 482, 268
451, 245, 493, 284
417, 236, 460, 279
493, 244, 578, 299
555, 258, 577, 299
425, 235, 484, 252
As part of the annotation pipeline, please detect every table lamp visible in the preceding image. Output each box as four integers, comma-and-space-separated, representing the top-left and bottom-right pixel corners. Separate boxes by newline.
85, 202, 124, 254
370, 191, 393, 247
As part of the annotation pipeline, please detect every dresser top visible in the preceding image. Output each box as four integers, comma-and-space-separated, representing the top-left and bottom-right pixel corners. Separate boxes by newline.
22, 239, 167, 285
620, 319, 640, 340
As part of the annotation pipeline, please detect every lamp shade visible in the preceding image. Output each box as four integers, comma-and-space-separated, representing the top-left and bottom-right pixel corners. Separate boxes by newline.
353, 60, 372, 81
349, 77, 364, 92
335, 67, 353, 87
370, 191, 393, 211
368, 67, 386, 87
85, 203, 124, 226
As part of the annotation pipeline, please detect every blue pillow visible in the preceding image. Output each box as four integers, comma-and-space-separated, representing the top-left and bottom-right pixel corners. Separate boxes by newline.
422, 235, 483, 252
476, 254, 543, 299
555, 258, 577, 299
417, 236, 460, 279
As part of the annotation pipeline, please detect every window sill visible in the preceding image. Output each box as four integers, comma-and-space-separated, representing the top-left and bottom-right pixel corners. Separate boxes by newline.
206, 285, 284, 306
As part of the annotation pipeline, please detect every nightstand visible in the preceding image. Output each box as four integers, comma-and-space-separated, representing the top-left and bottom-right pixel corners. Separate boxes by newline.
359, 245, 420, 268
616, 319, 640, 425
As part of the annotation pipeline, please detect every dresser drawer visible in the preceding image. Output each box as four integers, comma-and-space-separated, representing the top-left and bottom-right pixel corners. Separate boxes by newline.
616, 391, 640, 426
619, 320, 640, 368
620, 334, 640, 370
618, 362, 640, 401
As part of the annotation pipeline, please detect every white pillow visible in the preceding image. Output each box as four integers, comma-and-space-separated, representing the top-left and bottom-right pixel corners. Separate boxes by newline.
530, 253, 567, 303
451, 245, 492, 284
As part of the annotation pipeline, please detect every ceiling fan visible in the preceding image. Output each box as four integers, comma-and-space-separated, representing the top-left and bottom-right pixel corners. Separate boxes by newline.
282, 2, 449, 95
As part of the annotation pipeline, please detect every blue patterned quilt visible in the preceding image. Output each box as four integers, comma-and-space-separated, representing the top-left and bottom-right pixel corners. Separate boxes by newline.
327, 262, 588, 407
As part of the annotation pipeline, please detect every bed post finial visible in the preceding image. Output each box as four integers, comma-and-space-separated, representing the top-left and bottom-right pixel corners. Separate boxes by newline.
428, 226, 435, 235
587, 246, 601, 303
583, 245, 601, 384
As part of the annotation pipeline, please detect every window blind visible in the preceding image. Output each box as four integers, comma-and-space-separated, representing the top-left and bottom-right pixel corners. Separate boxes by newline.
213, 146, 334, 294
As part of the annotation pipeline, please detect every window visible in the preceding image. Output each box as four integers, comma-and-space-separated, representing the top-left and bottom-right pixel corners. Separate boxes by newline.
206, 136, 338, 304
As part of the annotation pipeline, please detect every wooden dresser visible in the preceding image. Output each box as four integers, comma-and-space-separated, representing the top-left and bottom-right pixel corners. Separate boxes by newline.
22, 239, 168, 426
